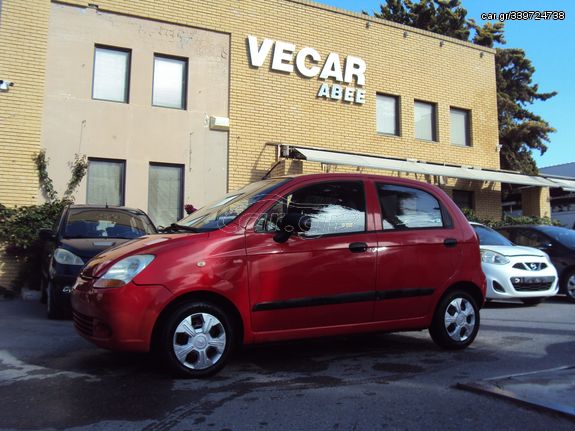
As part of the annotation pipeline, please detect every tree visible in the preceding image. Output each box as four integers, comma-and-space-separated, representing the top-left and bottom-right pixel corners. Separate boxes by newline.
370, 0, 556, 174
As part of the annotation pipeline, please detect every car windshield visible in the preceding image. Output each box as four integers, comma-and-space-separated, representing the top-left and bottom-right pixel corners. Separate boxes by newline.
64, 209, 156, 239
537, 226, 575, 248
472, 224, 514, 246
176, 178, 291, 232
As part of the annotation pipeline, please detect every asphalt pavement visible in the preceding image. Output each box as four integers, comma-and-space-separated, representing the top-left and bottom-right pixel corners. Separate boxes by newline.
0, 296, 573, 430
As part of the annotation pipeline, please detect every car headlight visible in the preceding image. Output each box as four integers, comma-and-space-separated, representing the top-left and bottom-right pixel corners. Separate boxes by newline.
53, 248, 84, 266
93, 255, 155, 288
481, 250, 510, 265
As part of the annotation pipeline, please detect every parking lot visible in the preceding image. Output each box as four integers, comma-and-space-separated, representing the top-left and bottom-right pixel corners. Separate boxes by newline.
0, 297, 573, 431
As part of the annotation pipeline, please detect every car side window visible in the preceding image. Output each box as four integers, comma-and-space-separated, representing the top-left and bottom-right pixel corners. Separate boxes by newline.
255, 181, 366, 237
514, 230, 550, 248
376, 183, 445, 230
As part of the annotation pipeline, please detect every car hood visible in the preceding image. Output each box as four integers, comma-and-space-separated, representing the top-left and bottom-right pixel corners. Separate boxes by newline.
60, 238, 133, 260
80, 233, 210, 278
479, 245, 546, 258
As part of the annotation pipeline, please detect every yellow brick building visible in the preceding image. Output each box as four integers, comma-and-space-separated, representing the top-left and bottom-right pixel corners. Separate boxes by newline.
0, 0, 554, 289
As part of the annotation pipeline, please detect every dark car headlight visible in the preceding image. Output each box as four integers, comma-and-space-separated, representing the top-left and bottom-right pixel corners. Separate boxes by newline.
53, 248, 84, 266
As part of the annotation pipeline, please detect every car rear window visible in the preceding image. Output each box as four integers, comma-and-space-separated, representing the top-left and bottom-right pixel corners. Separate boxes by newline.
64, 209, 155, 239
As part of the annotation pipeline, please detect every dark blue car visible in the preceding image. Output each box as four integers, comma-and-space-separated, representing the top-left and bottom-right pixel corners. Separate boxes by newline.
39, 205, 157, 318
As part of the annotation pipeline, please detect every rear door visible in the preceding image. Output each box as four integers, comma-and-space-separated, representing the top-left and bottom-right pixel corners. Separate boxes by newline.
245, 179, 377, 332
372, 181, 461, 321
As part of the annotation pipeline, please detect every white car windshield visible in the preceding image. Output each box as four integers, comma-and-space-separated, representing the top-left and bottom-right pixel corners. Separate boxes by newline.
473, 224, 514, 246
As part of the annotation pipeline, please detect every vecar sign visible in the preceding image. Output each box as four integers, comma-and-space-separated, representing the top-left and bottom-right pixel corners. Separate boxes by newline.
247, 35, 366, 105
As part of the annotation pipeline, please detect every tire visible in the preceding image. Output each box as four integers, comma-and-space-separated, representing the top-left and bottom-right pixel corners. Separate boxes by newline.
46, 280, 64, 320
521, 298, 543, 306
561, 269, 575, 303
158, 302, 235, 378
40, 276, 47, 305
429, 290, 480, 350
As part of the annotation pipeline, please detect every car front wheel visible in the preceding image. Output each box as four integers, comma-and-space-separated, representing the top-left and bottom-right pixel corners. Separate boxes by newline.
429, 290, 480, 350
159, 302, 235, 378
562, 269, 575, 303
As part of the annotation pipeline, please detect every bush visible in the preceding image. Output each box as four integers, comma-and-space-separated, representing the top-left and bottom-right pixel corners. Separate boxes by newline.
0, 151, 87, 290
462, 208, 561, 229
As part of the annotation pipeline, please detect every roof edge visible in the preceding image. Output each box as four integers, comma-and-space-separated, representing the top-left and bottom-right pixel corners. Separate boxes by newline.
287, 0, 496, 54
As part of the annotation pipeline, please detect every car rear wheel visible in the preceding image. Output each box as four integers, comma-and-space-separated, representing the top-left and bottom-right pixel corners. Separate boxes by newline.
429, 290, 480, 350
40, 276, 47, 304
520, 298, 543, 306
46, 280, 65, 320
159, 302, 235, 378
562, 270, 575, 303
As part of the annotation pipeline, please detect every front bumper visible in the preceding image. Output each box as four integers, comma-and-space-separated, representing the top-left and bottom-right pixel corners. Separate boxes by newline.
71, 276, 172, 352
483, 263, 559, 299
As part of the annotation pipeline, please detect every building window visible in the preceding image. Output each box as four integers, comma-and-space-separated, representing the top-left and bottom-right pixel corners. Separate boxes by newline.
452, 190, 474, 211
414, 101, 437, 141
86, 158, 126, 206
148, 163, 184, 228
152, 55, 188, 109
451, 108, 471, 146
92, 46, 131, 103
376, 94, 400, 135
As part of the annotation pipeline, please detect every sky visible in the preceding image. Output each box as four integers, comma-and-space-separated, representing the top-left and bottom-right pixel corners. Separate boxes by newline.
317, 0, 574, 169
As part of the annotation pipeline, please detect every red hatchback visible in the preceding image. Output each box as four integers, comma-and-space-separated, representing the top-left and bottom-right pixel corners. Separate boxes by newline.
71, 174, 485, 377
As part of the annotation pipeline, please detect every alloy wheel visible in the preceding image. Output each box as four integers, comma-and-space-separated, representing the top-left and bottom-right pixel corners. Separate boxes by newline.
172, 312, 227, 370
443, 297, 476, 342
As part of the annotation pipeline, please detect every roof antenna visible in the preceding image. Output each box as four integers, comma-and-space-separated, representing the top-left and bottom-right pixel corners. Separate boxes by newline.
105, 201, 108, 209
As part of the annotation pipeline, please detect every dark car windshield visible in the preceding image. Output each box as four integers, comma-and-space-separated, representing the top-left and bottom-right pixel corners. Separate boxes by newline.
472, 224, 514, 246
176, 178, 290, 232
64, 209, 156, 239
537, 226, 575, 249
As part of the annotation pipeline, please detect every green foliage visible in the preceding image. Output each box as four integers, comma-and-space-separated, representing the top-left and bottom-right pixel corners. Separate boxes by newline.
493, 48, 557, 174
462, 208, 561, 229
0, 152, 87, 289
370, 0, 557, 175
372, 0, 471, 41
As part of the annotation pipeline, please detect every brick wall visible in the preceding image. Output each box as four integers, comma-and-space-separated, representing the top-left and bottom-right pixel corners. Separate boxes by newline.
54, 0, 499, 190
0, 0, 51, 206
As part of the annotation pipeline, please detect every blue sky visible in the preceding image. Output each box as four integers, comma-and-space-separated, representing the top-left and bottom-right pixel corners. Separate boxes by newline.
317, 0, 574, 169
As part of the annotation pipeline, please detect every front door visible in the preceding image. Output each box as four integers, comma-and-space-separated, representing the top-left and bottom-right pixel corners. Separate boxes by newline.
245, 180, 377, 332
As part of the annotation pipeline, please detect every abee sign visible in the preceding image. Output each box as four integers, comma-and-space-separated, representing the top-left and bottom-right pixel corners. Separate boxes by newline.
247, 35, 367, 105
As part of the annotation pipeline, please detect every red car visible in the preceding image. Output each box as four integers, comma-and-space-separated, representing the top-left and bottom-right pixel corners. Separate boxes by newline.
71, 174, 485, 377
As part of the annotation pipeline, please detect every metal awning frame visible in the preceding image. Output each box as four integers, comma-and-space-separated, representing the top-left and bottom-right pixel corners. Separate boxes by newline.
268, 143, 575, 191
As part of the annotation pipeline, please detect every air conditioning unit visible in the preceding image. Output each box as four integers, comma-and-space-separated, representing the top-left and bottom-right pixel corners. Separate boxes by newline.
209, 116, 230, 131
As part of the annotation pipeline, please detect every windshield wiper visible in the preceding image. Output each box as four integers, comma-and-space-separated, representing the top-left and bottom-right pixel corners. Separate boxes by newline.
167, 223, 201, 233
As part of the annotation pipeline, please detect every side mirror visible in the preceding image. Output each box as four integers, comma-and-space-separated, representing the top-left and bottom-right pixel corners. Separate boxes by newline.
39, 229, 56, 241
273, 213, 311, 243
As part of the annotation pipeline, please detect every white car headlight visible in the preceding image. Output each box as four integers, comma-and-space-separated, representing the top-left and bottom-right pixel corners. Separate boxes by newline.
53, 248, 84, 266
94, 255, 155, 288
481, 250, 510, 265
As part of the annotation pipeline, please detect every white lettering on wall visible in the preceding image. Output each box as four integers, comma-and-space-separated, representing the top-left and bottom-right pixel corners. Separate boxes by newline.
271, 40, 296, 73
247, 35, 367, 105
295, 47, 321, 78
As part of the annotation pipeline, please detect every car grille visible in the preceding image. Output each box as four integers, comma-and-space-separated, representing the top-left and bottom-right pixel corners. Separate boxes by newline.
73, 311, 94, 337
511, 276, 556, 292
512, 262, 548, 271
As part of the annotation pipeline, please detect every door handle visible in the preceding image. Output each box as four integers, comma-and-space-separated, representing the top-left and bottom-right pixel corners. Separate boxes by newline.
349, 242, 368, 253
444, 238, 458, 248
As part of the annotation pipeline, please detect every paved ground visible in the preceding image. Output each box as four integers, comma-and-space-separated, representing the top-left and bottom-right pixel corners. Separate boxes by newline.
0, 296, 573, 431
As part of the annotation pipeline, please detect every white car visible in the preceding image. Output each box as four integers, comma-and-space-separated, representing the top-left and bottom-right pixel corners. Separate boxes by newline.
471, 223, 559, 305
